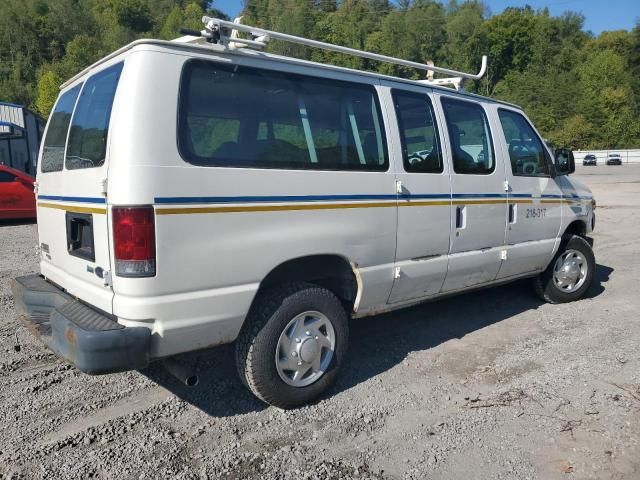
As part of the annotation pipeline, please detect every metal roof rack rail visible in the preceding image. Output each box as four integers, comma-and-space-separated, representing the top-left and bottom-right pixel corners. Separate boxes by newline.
176, 16, 487, 90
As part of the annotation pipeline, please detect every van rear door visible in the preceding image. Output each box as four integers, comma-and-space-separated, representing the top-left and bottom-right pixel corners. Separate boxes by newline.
36, 62, 124, 314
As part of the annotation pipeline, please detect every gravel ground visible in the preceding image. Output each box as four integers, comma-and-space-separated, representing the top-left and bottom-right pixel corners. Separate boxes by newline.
1, 164, 639, 480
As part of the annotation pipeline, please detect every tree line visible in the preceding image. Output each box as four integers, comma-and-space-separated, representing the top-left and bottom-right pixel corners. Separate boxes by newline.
1, 0, 639, 149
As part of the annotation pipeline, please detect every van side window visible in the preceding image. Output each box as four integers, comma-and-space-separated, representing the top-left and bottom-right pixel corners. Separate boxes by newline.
441, 97, 494, 175
40, 85, 81, 173
392, 90, 442, 173
178, 60, 388, 171
498, 109, 550, 177
66, 63, 123, 170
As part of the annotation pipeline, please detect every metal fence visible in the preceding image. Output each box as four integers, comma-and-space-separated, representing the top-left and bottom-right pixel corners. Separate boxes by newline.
573, 149, 640, 164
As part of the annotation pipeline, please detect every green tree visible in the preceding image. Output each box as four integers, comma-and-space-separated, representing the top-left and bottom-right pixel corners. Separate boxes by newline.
550, 114, 594, 150
113, 0, 154, 32
442, 0, 484, 72
467, 6, 539, 95
159, 5, 185, 39
34, 69, 62, 116
366, 1, 446, 78
312, 0, 381, 69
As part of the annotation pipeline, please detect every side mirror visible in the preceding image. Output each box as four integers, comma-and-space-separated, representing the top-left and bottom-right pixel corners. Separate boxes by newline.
554, 148, 575, 176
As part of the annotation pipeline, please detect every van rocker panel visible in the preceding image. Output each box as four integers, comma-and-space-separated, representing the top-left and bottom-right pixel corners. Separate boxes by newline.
11, 275, 151, 374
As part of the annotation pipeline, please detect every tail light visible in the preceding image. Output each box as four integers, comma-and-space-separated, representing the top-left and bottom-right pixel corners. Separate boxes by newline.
112, 206, 156, 277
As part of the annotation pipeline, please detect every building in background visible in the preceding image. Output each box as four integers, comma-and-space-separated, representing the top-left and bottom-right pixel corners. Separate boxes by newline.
0, 102, 45, 176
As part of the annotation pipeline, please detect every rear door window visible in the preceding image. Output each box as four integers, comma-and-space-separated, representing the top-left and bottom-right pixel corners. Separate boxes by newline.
178, 60, 388, 171
66, 63, 123, 170
392, 90, 442, 173
441, 97, 495, 175
40, 85, 81, 173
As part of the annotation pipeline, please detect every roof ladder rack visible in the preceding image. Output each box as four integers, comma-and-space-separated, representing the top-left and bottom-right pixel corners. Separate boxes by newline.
177, 16, 487, 90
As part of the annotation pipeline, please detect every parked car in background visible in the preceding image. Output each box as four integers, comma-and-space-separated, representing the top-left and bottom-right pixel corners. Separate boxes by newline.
0, 165, 36, 220
583, 154, 597, 166
606, 153, 623, 165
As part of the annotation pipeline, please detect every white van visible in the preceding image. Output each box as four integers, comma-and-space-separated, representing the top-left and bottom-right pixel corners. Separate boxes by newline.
12, 18, 596, 408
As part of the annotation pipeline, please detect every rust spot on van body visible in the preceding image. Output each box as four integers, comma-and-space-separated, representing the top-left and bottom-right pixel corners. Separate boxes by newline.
65, 327, 77, 347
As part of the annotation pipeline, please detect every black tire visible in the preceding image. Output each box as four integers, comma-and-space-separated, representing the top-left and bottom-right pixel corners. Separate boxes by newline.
235, 282, 349, 409
533, 235, 595, 304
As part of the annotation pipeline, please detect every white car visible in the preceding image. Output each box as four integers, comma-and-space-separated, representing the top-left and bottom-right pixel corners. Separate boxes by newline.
12, 18, 596, 408
606, 153, 623, 165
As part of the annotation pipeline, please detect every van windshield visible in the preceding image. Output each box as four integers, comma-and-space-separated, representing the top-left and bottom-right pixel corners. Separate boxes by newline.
178, 60, 388, 171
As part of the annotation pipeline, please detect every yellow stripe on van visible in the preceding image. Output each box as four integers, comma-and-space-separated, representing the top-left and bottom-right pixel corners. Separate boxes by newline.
156, 201, 398, 215
452, 199, 507, 206
38, 202, 107, 215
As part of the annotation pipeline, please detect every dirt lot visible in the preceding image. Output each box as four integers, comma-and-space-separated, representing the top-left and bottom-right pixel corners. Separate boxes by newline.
1, 164, 639, 480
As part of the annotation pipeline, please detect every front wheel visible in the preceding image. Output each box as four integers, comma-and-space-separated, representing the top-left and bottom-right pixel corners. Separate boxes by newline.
235, 282, 349, 409
533, 235, 595, 304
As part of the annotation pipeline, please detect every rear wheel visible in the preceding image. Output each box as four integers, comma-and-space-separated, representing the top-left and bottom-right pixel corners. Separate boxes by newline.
236, 282, 349, 409
533, 235, 595, 303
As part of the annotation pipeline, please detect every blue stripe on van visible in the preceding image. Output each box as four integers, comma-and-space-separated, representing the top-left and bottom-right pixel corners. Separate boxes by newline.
38, 195, 107, 204
153, 192, 548, 204
155, 194, 399, 204
451, 193, 506, 199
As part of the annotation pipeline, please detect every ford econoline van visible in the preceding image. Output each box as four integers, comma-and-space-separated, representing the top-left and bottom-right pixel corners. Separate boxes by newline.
12, 18, 596, 408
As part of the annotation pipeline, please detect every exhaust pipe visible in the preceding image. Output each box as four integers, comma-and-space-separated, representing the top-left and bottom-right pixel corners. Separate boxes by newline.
163, 358, 199, 387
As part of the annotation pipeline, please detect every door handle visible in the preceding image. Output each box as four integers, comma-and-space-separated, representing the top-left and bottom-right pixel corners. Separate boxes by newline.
508, 203, 516, 224
456, 206, 466, 229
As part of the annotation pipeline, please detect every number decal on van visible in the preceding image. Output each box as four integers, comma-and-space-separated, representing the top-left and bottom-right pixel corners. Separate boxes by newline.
525, 207, 547, 218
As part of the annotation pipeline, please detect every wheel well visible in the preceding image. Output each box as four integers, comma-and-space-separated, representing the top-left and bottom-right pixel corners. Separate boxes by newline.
258, 255, 359, 311
563, 220, 587, 238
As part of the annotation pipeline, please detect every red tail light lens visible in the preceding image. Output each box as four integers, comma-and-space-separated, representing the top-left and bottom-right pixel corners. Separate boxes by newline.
112, 206, 156, 277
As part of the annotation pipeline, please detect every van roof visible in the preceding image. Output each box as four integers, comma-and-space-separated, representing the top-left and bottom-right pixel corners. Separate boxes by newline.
61, 38, 521, 110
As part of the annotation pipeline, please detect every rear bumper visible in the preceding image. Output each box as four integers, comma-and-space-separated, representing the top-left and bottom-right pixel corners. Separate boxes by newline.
11, 275, 151, 374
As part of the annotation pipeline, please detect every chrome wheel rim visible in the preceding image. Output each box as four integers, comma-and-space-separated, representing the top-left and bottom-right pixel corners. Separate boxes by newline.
275, 311, 335, 388
552, 249, 588, 293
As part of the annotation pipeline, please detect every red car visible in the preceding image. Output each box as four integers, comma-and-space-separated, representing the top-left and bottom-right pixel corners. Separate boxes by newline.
0, 165, 36, 220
